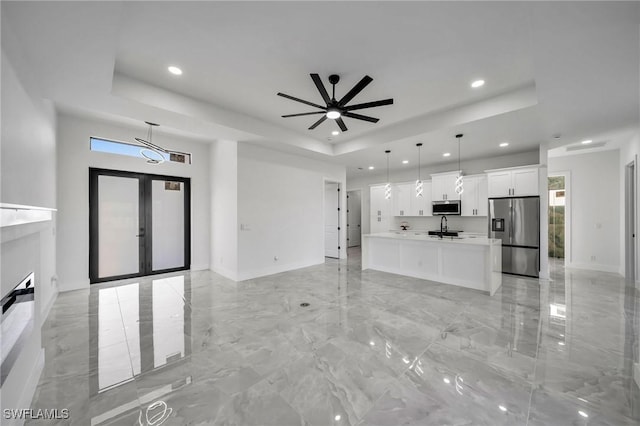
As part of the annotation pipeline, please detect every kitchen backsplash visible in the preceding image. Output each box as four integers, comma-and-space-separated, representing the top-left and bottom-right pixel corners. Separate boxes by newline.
392, 216, 488, 235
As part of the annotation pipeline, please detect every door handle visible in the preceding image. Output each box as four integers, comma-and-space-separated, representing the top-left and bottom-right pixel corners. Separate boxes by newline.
136, 234, 145, 237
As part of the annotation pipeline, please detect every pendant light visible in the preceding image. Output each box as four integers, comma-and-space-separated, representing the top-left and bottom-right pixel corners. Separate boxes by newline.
384, 150, 392, 200
455, 133, 464, 195
415, 143, 423, 197
135, 121, 166, 164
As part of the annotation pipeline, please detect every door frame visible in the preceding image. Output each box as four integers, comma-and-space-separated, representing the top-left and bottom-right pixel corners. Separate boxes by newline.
346, 189, 363, 248
548, 171, 571, 266
323, 180, 341, 259
89, 168, 191, 284
625, 158, 637, 283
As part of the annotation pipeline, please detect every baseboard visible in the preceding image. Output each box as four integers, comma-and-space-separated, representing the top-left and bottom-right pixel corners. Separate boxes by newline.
236, 259, 322, 281
189, 264, 209, 272
40, 287, 58, 325
58, 278, 90, 292
566, 262, 621, 274
211, 265, 238, 281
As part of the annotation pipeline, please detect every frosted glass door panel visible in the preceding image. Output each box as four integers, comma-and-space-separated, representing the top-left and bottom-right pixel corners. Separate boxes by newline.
152, 180, 185, 270
98, 175, 140, 278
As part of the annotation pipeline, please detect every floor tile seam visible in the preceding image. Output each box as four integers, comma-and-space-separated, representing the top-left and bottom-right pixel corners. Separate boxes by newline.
525, 290, 546, 426
396, 308, 468, 378
113, 288, 143, 404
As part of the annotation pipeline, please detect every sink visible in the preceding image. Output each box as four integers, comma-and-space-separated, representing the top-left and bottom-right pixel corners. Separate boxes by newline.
428, 230, 461, 237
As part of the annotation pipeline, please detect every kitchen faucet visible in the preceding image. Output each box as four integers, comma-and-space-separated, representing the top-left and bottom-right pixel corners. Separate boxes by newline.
440, 215, 448, 236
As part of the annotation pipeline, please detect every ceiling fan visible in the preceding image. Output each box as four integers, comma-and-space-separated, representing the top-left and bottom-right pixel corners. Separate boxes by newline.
277, 74, 393, 132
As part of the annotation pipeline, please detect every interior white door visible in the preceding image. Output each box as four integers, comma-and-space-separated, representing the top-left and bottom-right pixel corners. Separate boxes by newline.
152, 180, 185, 271
98, 175, 140, 278
347, 191, 361, 247
325, 183, 340, 258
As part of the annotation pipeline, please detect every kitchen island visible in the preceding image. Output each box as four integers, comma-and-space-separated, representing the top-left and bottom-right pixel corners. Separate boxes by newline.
362, 232, 502, 295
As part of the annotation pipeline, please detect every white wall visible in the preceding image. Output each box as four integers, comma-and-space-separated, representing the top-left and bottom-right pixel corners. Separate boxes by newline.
1, 46, 57, 417
348, 149, 540, 235
237, 144, 346, 280
549, 150, 620, 273
56, 114, 211, 291
210, 140, 238, 280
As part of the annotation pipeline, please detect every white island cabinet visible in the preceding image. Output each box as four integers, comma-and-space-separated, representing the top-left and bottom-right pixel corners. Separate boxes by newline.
362, 233, 502, 296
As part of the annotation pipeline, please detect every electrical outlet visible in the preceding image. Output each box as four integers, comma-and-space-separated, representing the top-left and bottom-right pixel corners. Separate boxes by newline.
590, 255, 596, 262
595, 223, 602, 229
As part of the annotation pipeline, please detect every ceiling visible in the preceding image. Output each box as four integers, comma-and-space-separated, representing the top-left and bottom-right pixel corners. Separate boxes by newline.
2, 1, 638, 177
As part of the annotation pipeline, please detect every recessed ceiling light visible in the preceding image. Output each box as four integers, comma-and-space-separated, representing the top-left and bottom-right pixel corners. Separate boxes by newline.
334, 414, 341, 421
368, 166, 375, 170
168, 66, 183, 75
498, 405, 507, 412
331, 131, 340, 136
471, 79, 485, 88
558, 341, 565, 346
443, 377, 450, 384
443, 152, 451, 157
402, 160, 409, 164
499, 142, 509, 147
581, 139, 592, 144
578, 411, 589, 418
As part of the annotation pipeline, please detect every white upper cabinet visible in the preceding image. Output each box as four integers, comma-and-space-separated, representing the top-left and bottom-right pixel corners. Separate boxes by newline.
412, 180, 432, 216
461, 175, 488, 216
393, 181, 432, 216
486, 166, 540, 197
512, 168, 539, 196
392, 183, 412, 216
431, 171, 461, 201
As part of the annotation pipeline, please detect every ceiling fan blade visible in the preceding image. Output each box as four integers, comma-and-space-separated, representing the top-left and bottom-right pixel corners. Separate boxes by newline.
338, 75, 373, 106
282, 111, 326, 118
308, 115, 328, 130
344, 98, 394, 111
310, 74, 331, 105
277, 92, 326, 110
342, 112, 379, 123
336, 117, 348, 132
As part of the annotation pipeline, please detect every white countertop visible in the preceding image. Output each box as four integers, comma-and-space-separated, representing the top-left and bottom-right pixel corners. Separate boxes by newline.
364, 232, 501, 246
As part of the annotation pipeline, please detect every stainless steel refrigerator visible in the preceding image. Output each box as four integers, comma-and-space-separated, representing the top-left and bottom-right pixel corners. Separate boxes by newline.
488, 197, 540, 277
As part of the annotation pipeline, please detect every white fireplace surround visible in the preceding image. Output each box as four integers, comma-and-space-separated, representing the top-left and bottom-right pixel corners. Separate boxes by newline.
1, 203, 56, 420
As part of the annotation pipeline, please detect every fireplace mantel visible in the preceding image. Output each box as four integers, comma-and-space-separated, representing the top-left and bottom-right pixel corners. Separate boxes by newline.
1, 203, 56, 244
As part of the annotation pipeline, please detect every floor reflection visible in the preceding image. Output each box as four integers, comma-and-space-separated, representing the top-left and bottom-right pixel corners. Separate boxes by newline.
26, 252, 640, 425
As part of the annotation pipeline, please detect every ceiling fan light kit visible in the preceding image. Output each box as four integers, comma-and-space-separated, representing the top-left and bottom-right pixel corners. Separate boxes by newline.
277, 73, 393, 131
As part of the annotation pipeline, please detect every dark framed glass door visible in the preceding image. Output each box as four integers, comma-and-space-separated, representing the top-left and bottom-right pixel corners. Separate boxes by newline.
89, 168, 191, 283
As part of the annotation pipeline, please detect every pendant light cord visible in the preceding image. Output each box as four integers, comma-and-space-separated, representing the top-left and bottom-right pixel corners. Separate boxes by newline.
386, 151, 390, 182
418, 145, 421, 180
458, 136, 461, 172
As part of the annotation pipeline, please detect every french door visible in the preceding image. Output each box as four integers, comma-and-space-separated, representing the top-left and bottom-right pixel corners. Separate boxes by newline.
89, 168, 191, 283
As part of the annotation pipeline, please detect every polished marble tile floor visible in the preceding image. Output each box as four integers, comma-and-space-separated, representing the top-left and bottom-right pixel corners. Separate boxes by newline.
28, 250, 640, 425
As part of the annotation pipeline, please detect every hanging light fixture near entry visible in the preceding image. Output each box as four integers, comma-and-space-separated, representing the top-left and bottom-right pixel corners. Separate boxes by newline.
416, 143, 423, 197
384, 150, 392, 200
455, 134, 464, 195
133, 122, 193, 165
135, 122, 167, 164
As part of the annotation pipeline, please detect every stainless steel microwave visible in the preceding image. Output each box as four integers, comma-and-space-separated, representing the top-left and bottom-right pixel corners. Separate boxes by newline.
432, 200, 461, 215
